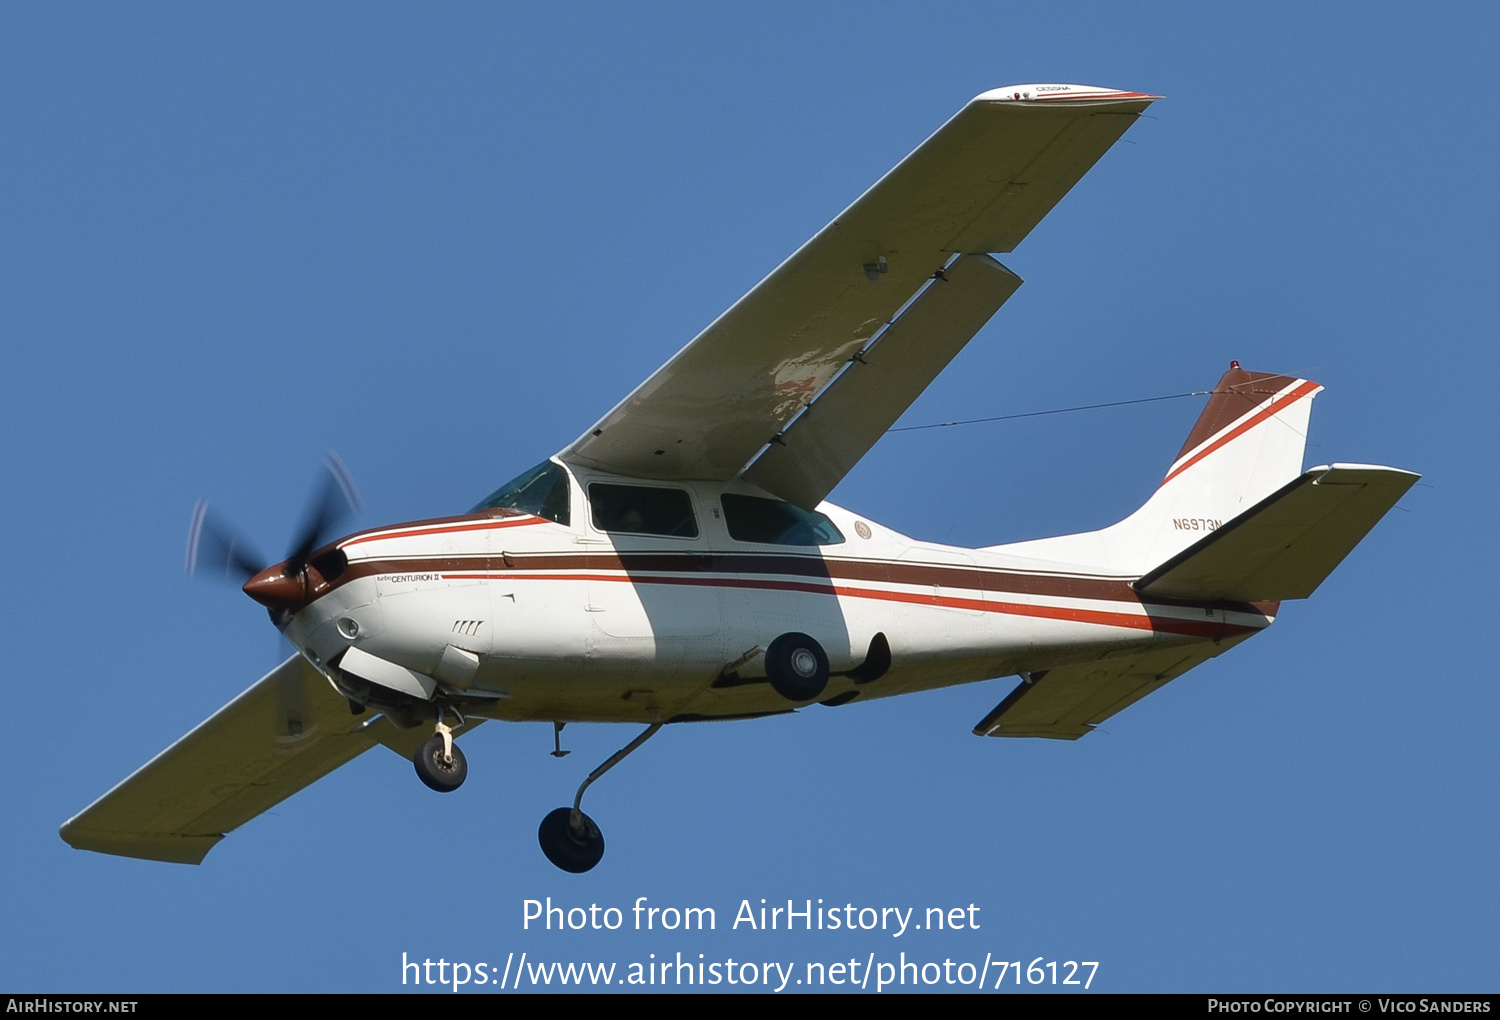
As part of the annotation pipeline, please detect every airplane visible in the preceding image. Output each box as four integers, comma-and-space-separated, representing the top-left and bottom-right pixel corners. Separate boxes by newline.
60, 83, 1418, 874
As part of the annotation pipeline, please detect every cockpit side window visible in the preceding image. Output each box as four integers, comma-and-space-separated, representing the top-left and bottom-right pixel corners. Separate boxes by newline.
721, 493, 845, 546
470, 460, 572, 525
589, 483, 699, 538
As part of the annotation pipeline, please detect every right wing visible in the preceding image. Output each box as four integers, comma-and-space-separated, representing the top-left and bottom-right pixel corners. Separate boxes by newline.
561, 85, 1158, 492
60, 655, 434, 864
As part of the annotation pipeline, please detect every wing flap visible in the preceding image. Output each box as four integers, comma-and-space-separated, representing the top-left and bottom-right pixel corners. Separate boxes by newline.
973, 642, 1232, 740
60, 655, 381, 864
742, 254, 1022, 508
562, 89, 1155, 483
1135, 464, 1420, 602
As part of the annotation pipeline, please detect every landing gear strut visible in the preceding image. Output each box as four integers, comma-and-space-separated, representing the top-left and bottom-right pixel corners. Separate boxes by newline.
538, 722, 662, 873
413, 709, 468, 793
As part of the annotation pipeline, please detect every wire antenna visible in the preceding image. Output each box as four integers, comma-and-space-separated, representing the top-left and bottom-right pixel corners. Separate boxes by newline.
888, 390, 1210, 433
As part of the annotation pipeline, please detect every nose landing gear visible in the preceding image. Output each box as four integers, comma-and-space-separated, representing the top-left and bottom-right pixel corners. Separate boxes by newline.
538, 722, 662, 873
413, 712, 468, 793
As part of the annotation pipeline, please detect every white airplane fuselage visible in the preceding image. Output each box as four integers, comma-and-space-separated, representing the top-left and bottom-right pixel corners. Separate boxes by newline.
281, 464, 1272, 727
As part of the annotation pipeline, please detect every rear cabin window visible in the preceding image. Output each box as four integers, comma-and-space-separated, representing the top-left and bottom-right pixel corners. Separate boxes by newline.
589, 483, 699, 538
721, 494, 845, 546
470, 460, 571, 525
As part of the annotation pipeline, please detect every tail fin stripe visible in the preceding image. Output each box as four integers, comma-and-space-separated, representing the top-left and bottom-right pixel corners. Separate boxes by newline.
1161, 380, 1321, 487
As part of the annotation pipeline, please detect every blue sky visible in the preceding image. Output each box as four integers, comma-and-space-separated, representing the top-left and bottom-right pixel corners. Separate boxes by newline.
3, 3, 1495, 993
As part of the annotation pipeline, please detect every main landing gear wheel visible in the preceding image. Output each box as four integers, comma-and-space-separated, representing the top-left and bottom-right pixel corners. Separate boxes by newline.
538, 807, 605, 873
766, 632, 829, 701
413, 735, 467, 792
538, 721, 663, 874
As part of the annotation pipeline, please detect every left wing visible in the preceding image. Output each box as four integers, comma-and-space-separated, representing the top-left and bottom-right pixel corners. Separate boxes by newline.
561, 85, 1157, 491
61, 656, 415, 864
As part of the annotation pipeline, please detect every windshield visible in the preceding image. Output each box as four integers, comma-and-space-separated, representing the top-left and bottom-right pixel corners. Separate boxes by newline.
470, 460, 571, 525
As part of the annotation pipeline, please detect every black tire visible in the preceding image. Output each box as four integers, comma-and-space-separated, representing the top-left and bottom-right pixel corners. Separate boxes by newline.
765, 632, 829, 702
413, 735, 467, 792
538, 807, 605, 873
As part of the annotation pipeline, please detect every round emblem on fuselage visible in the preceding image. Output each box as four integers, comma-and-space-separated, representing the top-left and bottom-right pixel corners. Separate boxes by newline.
854, 520, 872, 539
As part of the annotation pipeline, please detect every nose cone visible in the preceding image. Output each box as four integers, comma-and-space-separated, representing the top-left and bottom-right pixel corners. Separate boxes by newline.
243, 563, 308, 612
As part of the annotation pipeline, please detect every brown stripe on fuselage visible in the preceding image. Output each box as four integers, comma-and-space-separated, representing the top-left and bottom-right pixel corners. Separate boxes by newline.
334, 508, 536, 550
319, 548, 1267, 618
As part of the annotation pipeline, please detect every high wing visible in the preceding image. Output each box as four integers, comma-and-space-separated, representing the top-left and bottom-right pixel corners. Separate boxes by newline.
60, 655, 448, 865
561, 84, 1158, 506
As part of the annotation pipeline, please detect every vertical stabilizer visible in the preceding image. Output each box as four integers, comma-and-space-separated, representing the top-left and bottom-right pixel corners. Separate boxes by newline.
1160, 364, 1321, 500
995, 364, 1323, 575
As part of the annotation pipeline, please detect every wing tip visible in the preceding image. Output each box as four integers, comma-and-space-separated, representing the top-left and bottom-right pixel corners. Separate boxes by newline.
60, 822, 221, 866
1314, 462, 1423, 483
973, 84, 1163, 105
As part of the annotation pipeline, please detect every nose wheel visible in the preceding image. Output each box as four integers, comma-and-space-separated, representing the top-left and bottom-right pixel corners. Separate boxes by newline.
538, 722, 662, 874
413, 718, 468, 792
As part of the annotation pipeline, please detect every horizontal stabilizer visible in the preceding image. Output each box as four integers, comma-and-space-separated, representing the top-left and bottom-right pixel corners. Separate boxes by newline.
1135, 464, 1419, 602
974, 642, 1238, 740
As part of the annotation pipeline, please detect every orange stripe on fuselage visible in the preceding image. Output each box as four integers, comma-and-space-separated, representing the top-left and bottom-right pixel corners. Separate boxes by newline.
439, 570, 1263, 640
